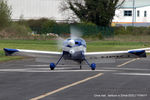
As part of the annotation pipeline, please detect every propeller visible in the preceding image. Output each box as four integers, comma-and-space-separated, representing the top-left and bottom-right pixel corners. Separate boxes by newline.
57, 37, 65, 50
70, 25, 82, 40
56, 24, 83, 49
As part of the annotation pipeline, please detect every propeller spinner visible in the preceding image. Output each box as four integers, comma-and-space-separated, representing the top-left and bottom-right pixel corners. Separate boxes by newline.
68, 39, 75, 47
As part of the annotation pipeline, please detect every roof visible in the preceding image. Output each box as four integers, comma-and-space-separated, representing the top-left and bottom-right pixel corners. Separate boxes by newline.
120, 0, 150, 8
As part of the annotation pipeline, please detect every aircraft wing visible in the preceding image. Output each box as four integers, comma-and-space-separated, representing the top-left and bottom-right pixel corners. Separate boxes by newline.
85, 49, 146, 63
3, 48, 62, 63
3, 48, 148, 64
130, 48, 150, 53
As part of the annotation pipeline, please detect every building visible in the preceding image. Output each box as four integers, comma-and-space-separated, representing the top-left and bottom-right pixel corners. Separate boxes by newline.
113, 0, 150, 26
7, 0, 70, 22
6, 0, 150, 26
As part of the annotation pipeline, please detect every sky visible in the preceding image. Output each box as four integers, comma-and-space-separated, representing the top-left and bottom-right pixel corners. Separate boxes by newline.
122, 0, 150, 8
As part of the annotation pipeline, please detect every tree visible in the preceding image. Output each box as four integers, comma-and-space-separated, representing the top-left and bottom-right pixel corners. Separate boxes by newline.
0, 0, 11, 29
61, 0, 125, 26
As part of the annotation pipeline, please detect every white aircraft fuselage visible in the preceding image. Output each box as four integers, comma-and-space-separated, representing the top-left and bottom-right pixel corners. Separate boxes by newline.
62, 38, 86, 62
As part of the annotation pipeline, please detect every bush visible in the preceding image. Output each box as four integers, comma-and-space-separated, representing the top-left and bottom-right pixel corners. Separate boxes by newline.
0, 22, 31, 39
26, 18, 57, 34
114, 26, 150, 35
0, 0, 11, 29
113, 26, 127, 35
97, 32, 103, 40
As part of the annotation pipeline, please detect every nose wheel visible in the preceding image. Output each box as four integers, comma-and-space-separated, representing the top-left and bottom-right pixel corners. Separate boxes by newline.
50, 63, 56, 70
90, 63, 96, 70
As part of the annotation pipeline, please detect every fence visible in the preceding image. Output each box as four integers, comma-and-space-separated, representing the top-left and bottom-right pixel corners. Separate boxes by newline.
33, 24, 114, 38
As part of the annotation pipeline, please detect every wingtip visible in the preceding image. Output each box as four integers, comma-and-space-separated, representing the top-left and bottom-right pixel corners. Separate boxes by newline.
128, 50, 146, 57
3, 48, 19, 56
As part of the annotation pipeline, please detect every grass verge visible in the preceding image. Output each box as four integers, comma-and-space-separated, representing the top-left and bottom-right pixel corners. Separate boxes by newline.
0, 50, 24, 62
0, 56, 24, 62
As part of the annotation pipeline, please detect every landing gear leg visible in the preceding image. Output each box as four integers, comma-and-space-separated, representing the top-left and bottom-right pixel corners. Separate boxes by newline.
50, 54, 64, 70
84, 57, 96, 70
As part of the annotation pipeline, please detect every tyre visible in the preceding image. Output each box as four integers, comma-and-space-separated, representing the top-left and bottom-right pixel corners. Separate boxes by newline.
90, 63, 96, 70
50, 63, 55, 70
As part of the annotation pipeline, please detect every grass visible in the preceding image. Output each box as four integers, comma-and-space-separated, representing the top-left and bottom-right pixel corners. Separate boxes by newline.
0, 56, 24, 62
107, 35, 150, 42
0, 37, 150, 62
0, 40, 58, 51
87, 41, 148, 52
0, 50, 24, 62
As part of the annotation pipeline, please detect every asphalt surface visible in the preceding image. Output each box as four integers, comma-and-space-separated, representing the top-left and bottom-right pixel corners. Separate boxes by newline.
0, 56, 150, 100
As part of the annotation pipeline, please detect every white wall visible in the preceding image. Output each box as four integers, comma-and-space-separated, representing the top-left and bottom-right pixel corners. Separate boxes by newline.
7, 0, 69, 20
113, 6, 150, 23
136, 6, 150, 22
113, 8, 133, 23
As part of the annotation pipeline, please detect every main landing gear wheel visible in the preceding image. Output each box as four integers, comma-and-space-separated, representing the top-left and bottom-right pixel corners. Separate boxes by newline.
80, 65, 82, 69
80, 61, 82, 69
50, 63, 56, 70
90, 63, 96, 70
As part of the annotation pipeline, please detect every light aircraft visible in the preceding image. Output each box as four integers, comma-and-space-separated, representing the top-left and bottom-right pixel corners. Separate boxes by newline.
3, 26, 149, 70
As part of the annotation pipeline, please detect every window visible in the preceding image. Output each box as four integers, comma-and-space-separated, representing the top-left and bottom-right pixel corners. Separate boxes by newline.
124, 10, 132, 16
137, 10, 140, 17
144, 11, 147, 17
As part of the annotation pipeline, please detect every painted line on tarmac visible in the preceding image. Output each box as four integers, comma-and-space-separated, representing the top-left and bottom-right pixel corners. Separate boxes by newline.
30, 73, 103, 100
101, 67, 150, 71
26, 65, 79, 67
114, 73, 150, 76
0, 68, 116, 73
26, 65, 49, 67
117, 58, 140, 67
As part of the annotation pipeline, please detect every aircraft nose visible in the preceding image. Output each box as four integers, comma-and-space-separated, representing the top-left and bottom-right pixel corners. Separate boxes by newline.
69, 49, 75, 54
